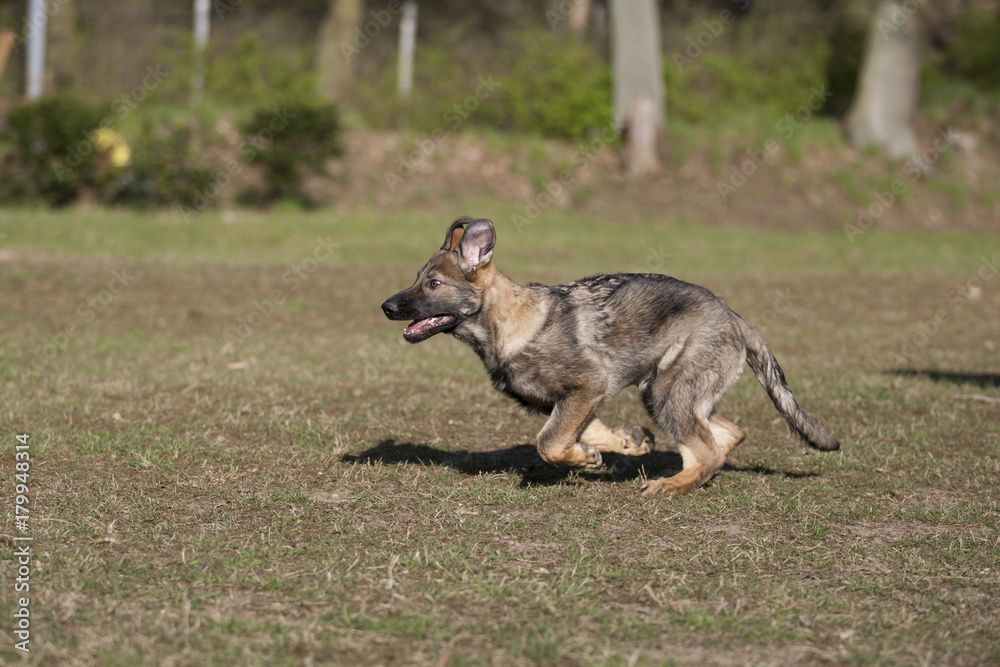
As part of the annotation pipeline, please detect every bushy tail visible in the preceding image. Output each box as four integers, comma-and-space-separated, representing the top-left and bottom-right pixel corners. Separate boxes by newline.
741, 320, 840, 451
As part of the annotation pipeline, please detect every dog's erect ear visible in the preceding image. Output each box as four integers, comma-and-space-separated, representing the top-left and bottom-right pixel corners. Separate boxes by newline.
442, 216, 476, 252
457, 218, 495, 275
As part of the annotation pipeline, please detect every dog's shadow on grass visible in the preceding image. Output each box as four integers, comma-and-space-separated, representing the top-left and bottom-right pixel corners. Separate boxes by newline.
886, 368, 1000, 388
341, 440, 817, 488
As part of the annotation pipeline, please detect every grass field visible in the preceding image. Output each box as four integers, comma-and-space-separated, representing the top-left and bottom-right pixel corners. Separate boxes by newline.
1, 204, 998, 665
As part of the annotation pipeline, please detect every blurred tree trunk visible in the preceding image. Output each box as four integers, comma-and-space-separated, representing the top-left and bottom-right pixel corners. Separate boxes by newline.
569, 0, 592, 38
397, 1, 417, 98
0, 31, 14, 86
316, 0, 364, 102
47, 0, 80, 91
610, 0, 663, 175
844, 0, 923, 159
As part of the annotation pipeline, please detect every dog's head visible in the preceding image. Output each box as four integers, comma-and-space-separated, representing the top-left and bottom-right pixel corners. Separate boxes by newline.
381, 217, 496, 343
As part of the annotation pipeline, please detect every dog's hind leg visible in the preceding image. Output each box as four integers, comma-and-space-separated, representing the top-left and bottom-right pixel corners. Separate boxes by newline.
708, 414, 744, 456
639, 414, 743, 495
637, 343, 745, 495
579, 418, 654, 456
535, 393, 605, 469
640, 416, 724, 495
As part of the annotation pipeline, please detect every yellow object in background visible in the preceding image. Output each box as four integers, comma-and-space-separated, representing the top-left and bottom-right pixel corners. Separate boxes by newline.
89, 128, 132, 168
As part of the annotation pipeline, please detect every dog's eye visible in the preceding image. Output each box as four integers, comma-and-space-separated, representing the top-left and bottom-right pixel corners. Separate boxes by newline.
427, 279, 442, 289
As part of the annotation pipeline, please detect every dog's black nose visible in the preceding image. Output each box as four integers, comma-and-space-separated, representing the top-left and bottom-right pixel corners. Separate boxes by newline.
381, 299, 398, 318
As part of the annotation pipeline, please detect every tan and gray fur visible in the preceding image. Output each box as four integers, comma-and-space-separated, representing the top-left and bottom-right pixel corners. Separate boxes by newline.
381, 217, 839, 495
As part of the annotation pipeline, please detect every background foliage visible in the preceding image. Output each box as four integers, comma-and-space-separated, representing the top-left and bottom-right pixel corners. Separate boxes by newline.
1, 2, 998, 208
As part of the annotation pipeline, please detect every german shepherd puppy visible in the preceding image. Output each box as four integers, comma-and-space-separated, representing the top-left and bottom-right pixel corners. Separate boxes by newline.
381, 217, 839, 495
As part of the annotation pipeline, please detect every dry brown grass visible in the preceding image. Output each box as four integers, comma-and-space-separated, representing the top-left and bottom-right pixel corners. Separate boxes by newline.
1, 208, 998, 665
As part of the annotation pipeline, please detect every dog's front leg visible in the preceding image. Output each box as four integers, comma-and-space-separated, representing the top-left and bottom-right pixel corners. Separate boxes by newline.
535, 393, 604, 469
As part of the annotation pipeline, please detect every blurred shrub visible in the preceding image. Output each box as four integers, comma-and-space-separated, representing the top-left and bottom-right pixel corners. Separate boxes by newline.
354, 30, 611, 140
664, 16, 830, 124
356, 18, 831, 138
0, 95, 109, 205
207, 34, 317, 105
239, 100, 344, 206
489, 30, 612, 139
150, 33, 316, 108
0, 96, 224, 210
952, 6, 1000, 91
0, 96, 343, 211
101, 119, 221, 209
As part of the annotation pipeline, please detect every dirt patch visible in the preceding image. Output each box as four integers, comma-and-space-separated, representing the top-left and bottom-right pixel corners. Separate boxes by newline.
289, 126, 1000, 233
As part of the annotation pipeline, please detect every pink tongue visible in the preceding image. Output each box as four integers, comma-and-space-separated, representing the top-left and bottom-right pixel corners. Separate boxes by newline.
405, 316, 449, 336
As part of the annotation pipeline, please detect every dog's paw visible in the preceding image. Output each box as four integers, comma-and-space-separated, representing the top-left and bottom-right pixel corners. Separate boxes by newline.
539, 442, 603, 469
580, 446, 603, 469
624, 426, 655, 455
639, 474, 698, 497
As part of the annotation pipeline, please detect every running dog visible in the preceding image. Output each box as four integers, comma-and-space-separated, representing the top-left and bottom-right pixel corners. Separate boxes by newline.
381, 217, 839, 495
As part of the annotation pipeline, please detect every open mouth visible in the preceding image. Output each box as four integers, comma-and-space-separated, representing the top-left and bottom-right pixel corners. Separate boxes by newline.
403, 314, 457, 342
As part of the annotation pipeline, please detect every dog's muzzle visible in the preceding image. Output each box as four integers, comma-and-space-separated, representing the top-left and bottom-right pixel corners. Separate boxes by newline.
381, 294, 457, 343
